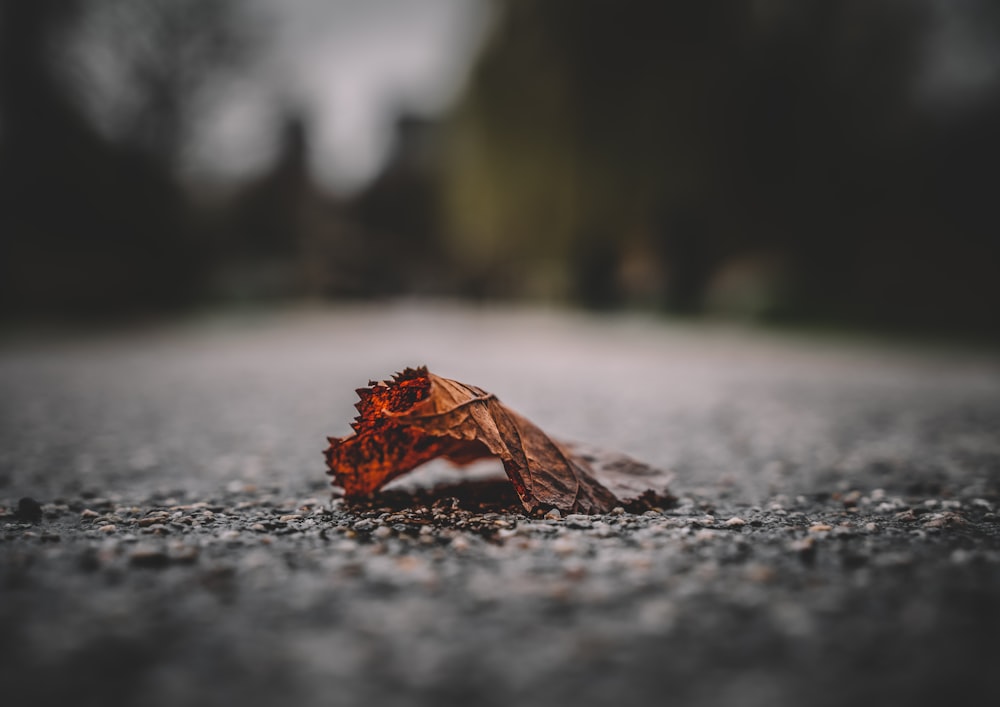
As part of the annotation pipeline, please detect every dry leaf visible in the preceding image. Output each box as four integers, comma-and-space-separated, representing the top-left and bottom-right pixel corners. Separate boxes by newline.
324, 366, 672, 514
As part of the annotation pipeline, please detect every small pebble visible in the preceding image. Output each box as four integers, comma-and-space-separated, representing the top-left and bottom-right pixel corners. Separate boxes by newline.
16, 497, 43, 523
724, 517, 746, 527
923, 512, 967, 528
790, 536, 817, 563
745, 563, 776, 583
168, 545, 200, 564
551, 536, 579, 556
97, 524, 117, 533
138, 515, 169, 527
544, 509, 562, 521
129, 547, 170, 569
80, 509, 100, 519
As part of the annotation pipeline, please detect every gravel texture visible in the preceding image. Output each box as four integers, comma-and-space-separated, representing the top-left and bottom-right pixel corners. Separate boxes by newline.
2, 304, 999, 706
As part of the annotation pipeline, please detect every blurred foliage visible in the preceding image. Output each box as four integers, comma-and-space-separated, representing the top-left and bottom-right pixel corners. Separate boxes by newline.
1, 0, 998, 340
0, 0, 254, 316
441, 0, 1000, 335
63, 0, 254, 166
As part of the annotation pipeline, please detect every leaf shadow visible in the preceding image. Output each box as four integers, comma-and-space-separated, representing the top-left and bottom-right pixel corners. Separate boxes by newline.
349, 478, 526, 514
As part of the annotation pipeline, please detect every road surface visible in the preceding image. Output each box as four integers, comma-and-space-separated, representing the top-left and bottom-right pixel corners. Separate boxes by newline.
2, 304, 999, 706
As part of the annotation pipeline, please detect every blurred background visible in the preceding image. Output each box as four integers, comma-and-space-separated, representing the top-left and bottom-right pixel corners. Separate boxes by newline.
1, 0, 999, 339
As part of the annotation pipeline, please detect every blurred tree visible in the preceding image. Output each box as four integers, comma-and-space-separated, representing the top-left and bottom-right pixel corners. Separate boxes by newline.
443, 0, 1000, 335
442, 1, 749, 303
349, 114, 450, 296
217, 112, 325, 301
63, 0, 254, 168
232, 114, 312, 262
0, 0, 255, 317
728, 0, 930, 320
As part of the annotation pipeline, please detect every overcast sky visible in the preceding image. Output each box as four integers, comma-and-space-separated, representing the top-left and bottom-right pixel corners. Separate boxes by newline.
191, 0, 494, 193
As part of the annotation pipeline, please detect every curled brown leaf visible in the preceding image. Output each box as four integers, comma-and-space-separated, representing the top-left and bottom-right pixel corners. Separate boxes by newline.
325, 367, 672, 514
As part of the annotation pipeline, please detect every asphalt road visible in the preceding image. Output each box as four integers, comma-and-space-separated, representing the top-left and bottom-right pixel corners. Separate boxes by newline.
2, 304, 999, 706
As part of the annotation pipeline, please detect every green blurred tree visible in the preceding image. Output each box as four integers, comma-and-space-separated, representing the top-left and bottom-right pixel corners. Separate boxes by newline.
442, 0, 1000, 335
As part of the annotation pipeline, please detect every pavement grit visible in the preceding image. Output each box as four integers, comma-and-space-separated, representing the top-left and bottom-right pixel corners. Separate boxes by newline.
2, 304, 999, 706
